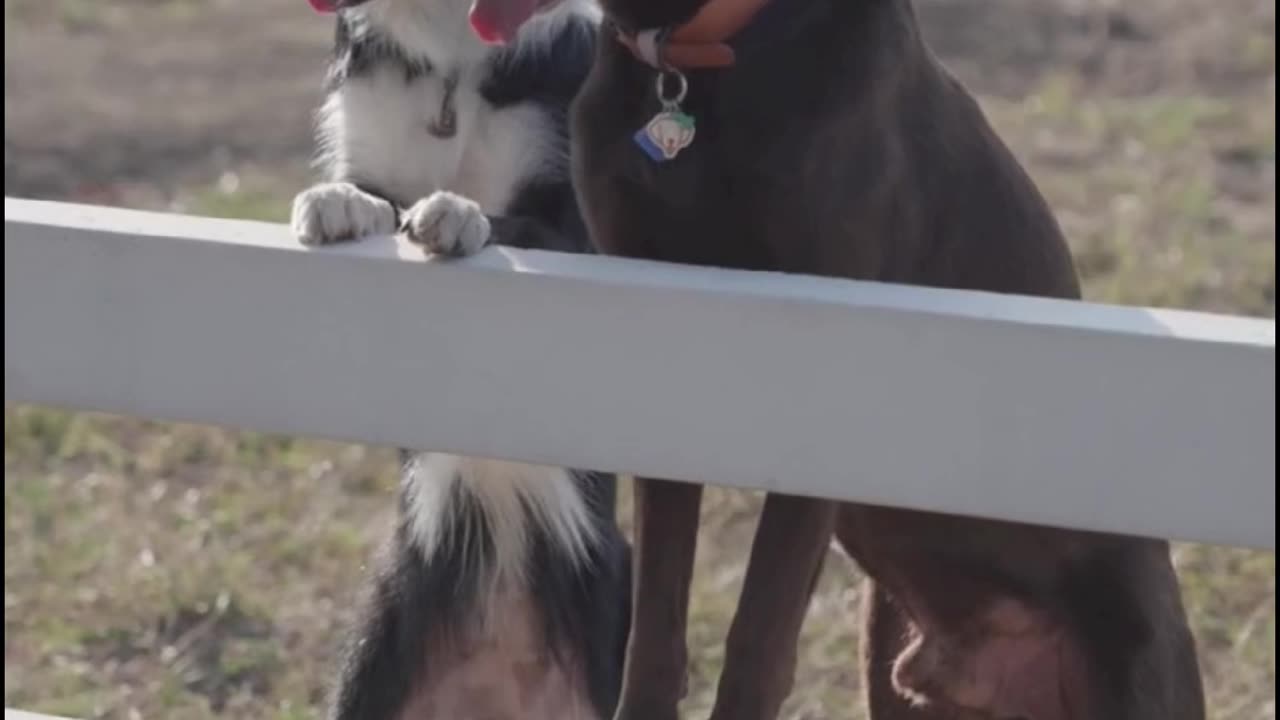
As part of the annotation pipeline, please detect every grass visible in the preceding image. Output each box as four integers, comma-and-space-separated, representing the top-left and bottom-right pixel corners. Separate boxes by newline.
3, 0, 1275, 717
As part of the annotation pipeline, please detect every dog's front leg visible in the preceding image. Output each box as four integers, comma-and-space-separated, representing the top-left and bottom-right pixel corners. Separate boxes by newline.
709, 494, 838, 720
614, 477, 704, 720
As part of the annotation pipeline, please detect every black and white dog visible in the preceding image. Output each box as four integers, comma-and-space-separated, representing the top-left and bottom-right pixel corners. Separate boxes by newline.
290, 2, 631, 718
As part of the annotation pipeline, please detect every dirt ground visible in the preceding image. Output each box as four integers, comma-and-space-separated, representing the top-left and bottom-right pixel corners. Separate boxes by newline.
4, 0, 1275, 718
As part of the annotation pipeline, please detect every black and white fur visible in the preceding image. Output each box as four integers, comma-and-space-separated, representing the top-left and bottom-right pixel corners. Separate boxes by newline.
290, 2, 631, 718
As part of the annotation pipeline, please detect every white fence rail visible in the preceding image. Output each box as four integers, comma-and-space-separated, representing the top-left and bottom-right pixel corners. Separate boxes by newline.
5, 197, 1275, 551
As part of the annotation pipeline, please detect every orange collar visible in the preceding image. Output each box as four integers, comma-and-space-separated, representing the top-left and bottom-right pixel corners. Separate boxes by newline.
615, 0, 775, 70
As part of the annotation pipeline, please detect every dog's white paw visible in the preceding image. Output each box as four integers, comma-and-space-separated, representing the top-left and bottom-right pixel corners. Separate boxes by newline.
291, 182, 397, 246
401, 191, 492, 257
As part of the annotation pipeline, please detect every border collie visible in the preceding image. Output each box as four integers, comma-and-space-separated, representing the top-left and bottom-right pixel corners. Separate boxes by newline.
289, 2, 631, 719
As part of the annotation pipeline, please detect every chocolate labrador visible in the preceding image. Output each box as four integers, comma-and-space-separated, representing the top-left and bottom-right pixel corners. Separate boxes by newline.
471, 0, 1207, 718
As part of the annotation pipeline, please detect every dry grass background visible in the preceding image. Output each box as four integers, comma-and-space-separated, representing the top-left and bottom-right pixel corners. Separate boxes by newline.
4, 0, 1275, 718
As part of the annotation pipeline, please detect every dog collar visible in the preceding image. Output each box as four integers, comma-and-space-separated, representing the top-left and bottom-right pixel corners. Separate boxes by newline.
614, 0, 777, 70
620, 0, 817, 162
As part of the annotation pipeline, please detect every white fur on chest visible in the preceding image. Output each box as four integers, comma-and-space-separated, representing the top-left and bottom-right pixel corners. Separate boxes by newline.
321, 72, 556, 213
317, 0, 590, 214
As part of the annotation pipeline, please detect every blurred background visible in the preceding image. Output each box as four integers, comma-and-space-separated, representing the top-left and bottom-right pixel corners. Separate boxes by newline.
3, 0, 1275, 718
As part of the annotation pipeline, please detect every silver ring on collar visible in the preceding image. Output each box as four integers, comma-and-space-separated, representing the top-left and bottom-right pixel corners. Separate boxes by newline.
655, 70, 688, 107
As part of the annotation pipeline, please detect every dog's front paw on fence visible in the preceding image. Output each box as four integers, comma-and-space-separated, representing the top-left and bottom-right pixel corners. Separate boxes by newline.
291, 182, 397, 246
401, 191, 491, 257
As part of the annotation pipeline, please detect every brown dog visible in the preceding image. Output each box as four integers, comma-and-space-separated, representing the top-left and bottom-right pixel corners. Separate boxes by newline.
471, 0, 1207, 718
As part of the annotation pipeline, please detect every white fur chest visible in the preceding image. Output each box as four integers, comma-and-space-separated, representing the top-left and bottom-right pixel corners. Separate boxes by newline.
317, 0, 570, 214
321, 70, 557, 214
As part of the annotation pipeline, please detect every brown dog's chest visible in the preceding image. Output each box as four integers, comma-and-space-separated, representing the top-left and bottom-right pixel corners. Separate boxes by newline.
574, 149, 896, 279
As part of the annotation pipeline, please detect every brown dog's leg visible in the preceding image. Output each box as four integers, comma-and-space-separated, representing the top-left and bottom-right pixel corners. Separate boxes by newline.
614, 477, 703, 720
707, 494, 838, 720
840, 505, 1205, 720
